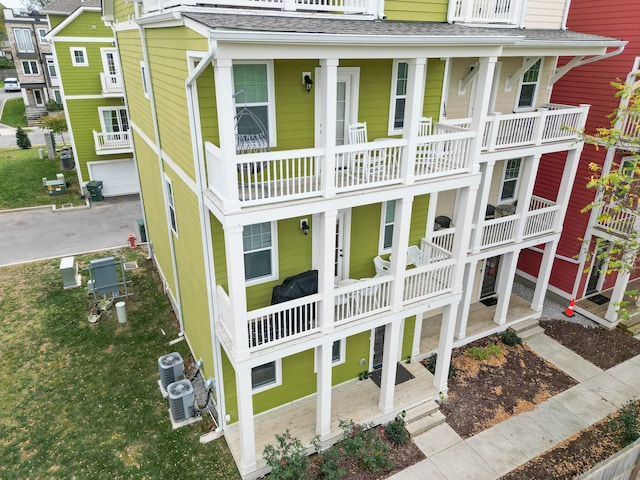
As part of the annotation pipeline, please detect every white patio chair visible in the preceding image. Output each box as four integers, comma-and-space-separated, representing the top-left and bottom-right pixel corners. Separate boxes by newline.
373, 256, 391, 276
348, 122, 386, 182
407, 245, 429, 267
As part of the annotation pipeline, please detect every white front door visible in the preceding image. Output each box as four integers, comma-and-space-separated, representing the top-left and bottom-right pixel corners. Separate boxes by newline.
315, 67, 360, 146
334, 211, 350, 285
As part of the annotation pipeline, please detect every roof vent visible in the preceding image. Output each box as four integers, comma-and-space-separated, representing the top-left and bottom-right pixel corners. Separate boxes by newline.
168, 379, 195, 422
158, 352, 184, 389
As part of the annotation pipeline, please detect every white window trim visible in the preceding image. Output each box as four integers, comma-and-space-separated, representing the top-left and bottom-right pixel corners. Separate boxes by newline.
98, 106, 129, 132
21, 60, 39, 76
251, 359, 282, 394
53, 89, 62, 103
498, 158, 522, 202
14, 29, 34, 53
71, 47, 88, 67
514, 57, 543, 112
232, 60, 277, 147
140, 61, 149, 99
314, 340, 346, 372
37, 28, 47, 44
379, 200, 395, 254
164, 175, 178, 236
46, 56, 57, 78
388, 60, 408, 136
244, 221, 279, 286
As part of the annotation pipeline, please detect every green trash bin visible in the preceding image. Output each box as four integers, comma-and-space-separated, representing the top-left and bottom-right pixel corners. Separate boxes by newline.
137, 218, 147, 243
86, 180, 104, 201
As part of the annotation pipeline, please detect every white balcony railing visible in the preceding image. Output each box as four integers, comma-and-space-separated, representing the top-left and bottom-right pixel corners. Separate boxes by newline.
93, 130, 133, 153
143, 0, 374, 14
452, 0, 521, 24
206, 124, 474, 209
99, 72, 123, 95
595, 205, 640, 237
621, 111, 640, 141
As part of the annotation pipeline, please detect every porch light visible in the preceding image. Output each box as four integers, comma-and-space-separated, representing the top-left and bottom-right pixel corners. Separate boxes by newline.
303, 74, 313, 93
300, 218, 310, 235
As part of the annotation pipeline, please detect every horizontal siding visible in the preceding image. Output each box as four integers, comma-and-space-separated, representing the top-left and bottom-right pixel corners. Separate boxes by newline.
424, 58, 445, 119
410, 194, 429, 246
113, 0, 135, 24
384, 0, 447, 21
524, 0, 566, 29
54, 40, 112, 96
57, 10, 110, 38
197, 64, 219, 148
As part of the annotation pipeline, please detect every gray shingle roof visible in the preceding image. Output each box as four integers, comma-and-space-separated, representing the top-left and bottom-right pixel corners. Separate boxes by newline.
42, 0, 101, 15
182, 12, 623, 46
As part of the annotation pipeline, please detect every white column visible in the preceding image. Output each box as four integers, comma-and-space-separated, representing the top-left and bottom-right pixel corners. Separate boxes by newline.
493, 250, 520, 325
378, 320, 401, 414
390, 197, 413, 310
451, 186, 477, 290
412, 312, 423, 357
320, 59, 338, 198
225, 224, 250, 359
553, 146, 583, 232
402, 58, 426, 184
236, 366, 257, 473
316, 342, 333, 439
213, 58, 240, 209
605, 261, 632, 324
317, 210, 337, 334
455, 262, 474, 339
471, 161, 495, 253
434, 303, 458, 393
514, 155, 540, 242
468, 57, 497, 174
532, 241, 559, 312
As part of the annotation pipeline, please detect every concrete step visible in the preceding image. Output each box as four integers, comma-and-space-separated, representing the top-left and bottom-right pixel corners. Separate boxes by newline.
511, 318, 539, 333
628, 323, 640, 335
518, 325, 545, 341
402, 400, 440, 424
510, 319, 544, 340
619, 316, 640, 331
405, 411, 446, 437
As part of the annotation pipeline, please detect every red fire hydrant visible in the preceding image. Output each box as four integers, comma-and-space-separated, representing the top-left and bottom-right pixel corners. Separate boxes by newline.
127, 233, 137, 249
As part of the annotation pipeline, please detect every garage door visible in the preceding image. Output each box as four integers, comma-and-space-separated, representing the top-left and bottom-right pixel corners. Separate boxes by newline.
88, 159, 140, 197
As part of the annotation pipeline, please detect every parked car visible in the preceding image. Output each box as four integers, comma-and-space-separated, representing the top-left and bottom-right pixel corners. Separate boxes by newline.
4, 78, 20, 92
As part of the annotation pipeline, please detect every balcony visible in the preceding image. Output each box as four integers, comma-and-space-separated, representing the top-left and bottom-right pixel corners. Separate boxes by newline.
100, 72, 124, 96
594, 205, 640, 239
93, 130, 133, 154
143, 0, 375, 14
620, 111, 639, 150
451, 0, 522, 25
444, 104, 589, 154
216, 249, 455, 355
205, 123, 474, 209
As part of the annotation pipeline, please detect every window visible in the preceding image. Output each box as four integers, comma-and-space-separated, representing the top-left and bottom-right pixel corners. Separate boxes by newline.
14, 29, 34, 53
46, 57, 57, 78
164, 176, 178, 235
140, 61, 149, 99
233, 62, 276, 146
389, 61, 408, 133
37, 28, 47, 44
99, 107, 129, 133
314, 340, 346, 372
380, 200, 396, 252
515, 58, 542, 110
243, 222, 277, 283
53, 89, 62, 103
71, 47, 88, 66
251, 360, 281, 392
500, 158, 522, 201
22, 60, 39, 75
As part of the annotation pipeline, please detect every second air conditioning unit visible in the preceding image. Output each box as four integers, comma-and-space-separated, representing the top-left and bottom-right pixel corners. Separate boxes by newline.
168, 379, 195, 422
158, 352, 184, 389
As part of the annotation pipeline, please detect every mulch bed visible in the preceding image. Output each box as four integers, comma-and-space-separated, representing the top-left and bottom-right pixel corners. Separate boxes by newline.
540, 320, 640, 369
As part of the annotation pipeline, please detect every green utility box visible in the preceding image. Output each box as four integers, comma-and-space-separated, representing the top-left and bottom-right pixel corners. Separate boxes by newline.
86, 180, 104, 201
137, 218, 147, 243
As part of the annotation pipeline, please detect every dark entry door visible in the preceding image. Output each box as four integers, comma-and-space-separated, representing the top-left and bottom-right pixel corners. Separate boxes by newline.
372, 326, 385, 371
586, 243, 608, 295
480, 256, 500, 299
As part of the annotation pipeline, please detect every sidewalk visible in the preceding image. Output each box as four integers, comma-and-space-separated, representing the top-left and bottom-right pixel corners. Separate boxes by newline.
389, 334, 640, 480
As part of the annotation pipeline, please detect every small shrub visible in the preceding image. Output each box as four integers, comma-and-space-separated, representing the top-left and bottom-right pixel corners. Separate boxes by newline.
486, 342, 502, 357
45, 99, 63, 112
338, 420, 393, 473
319, 446, 345, 480
465, 346, 490, 361
263, 429, 310, 480
608, 398, 640, 447
500, 329, 523, 346
16, 126, 31, 149
384, 418, 409, 445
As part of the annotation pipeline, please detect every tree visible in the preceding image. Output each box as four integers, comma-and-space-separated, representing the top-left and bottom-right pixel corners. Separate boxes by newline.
579, 79, 640, 313
39, 113, 68, 145
15, 126, 31, 149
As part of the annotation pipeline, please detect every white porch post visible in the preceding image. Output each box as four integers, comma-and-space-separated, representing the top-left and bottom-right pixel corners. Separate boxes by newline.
412, 311, 424, 357
451, 186, 477, 290
434, 303, 458, 393
493, 250, 520, 325
317, 210, 337, 334
225, 224, 250, 359
468, 57, 497, 174
532, 241, 559, 312
455, 262, 474, 339
471, 161, 495, 253
514, 155, 540, 242
402, 58, 426, 185
320, 59, 338, 198
378, 320, 401, 414
316, 342, 333, 439
390, 196, 413, 310
236, 366, 257, 473
553, 146, 583, 232
605, 250, 635, 324
213, 58, 240, 210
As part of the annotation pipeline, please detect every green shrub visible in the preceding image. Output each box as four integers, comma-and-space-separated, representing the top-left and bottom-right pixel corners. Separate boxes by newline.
45, 99, 63, 112
608, 399, 640, 447
465, 346, 490, 361
263, 429, 310, 480
500, 329, 523, 346
338, 420, 393, 473
486, 342, 502, 357
384, 418, 409, 445
16, 126, 31, 149
318, 447, 345, 480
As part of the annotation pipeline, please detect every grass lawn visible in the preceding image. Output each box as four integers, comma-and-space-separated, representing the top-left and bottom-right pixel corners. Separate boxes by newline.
1, 97, 27, 127
0, 248, 240, 479
0, 148, 86, 209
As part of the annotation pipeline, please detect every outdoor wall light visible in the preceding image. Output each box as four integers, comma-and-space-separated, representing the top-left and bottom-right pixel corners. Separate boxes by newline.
300, 218, 310, 235
303, 73, 313, 93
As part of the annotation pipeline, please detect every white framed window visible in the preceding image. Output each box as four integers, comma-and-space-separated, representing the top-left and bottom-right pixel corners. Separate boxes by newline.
314, 340, 346, 372
53, 89, 62, 103
251, 360, 282, 393
499, 158, 522, 201
98, 107, 129, 133
243, 222, 278, 284
515, 58, 542, 111
46, 57, 57, 78
164, 175, 178, 235
232, 61, 276, 147
37, 28, 47, 44
22, 60, 39, 76
140, 61, 149, 99
379, 200, 396, 253
71, 47, 88, 66
388, 61, 408, 134
14, 29, 34, 53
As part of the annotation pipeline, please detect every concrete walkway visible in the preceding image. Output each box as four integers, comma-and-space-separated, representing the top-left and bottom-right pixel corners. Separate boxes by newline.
389, 334, 640, 480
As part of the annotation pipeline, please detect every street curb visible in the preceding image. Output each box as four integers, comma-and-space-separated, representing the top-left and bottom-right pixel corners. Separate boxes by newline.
0, 197, 90, 214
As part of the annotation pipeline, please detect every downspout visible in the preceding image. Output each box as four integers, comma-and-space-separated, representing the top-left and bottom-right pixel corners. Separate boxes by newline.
446, 0, 456, 24
518, 0, 528, 29
184, 38, 225, 432
134, 2, 185, 336
561, 0, 571, 30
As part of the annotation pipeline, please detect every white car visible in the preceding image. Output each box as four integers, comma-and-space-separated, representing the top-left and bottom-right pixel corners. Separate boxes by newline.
4, 78, 20, 92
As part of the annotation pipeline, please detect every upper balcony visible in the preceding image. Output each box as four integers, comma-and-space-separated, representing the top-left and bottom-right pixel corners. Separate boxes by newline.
451, 0, 523, 25
100, 72, 124, 97
206, 123, 474, 211
143, 0, 376, 15
93, 130, 134, 155
594, 205, 640, 239
620, 111, 640, 151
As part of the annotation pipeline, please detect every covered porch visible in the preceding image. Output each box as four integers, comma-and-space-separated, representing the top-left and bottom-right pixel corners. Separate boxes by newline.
575, 277, 640, 329
223, 359, 438, 476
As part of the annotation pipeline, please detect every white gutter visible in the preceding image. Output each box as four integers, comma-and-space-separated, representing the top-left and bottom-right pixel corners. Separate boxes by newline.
184, 39, 226, 431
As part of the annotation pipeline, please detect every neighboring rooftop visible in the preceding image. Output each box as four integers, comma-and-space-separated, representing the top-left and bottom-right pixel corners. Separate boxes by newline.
42, 0, 101, 14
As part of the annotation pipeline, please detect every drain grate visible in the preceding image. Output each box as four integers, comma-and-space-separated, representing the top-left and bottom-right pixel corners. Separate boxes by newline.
123, 261, 138, 271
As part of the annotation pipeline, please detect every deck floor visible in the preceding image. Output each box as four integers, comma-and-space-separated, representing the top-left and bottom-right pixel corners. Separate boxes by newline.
575, 277, 640, 323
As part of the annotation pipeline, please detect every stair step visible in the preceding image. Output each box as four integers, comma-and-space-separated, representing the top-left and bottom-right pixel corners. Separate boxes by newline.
511, 319, 540, 333
628, 323, 640, 335
519, 325, 545, 340
402, 400, 440, 423
405, 411, 446, 437
621, 316, 640, 329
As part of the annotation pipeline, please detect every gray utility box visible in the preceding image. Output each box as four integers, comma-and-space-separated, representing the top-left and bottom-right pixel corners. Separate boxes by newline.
43, 173, 66, 195
168, 379, 195, 422
60, 256, 80, 289
89, 257, 120, 296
